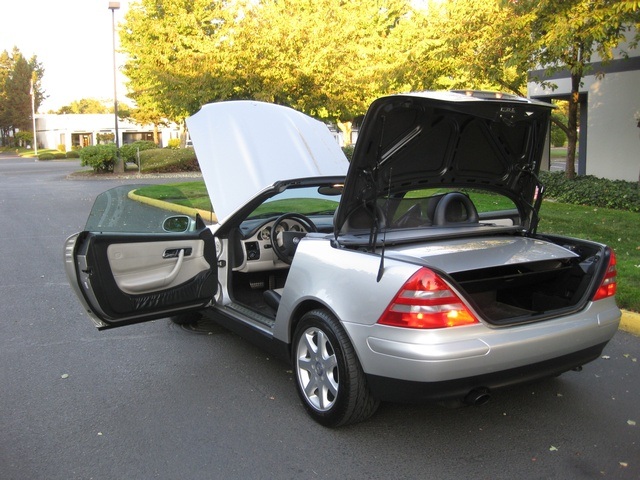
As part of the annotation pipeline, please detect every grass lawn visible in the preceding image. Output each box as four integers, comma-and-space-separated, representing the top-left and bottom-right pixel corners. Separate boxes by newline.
136, 181, 639, 312
3, 147, 60, 158
135, 182, 212, 211
550, 146, 578, 158
537, 202, 639, 312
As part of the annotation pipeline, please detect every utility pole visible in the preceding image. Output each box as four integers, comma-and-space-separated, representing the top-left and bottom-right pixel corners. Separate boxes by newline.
109, 2, 123, 174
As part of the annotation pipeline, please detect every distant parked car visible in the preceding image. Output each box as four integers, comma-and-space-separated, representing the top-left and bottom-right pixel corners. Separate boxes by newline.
64, 91, 620, 426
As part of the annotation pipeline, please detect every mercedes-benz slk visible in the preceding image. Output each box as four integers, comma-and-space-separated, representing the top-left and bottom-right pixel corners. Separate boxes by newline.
64, 91, 620, 426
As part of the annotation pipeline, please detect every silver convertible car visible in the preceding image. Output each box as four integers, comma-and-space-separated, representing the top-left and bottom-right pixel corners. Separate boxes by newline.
64, 91, 620, 426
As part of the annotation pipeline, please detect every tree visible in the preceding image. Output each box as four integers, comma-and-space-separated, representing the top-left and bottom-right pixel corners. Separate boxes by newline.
127, 100, 169, 146
119, 0, 413, 142
509, 0, 640, 179
57, 98, 110, 114
0, 47, 45, 146
230, 0, 412, 138
0, 50, 11, 144
390, 0, 532, 96
120, 0, 239, 122
56, 98, 133, 116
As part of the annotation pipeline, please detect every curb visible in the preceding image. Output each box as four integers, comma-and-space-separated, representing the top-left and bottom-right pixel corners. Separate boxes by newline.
127, 190, 217, 223
620, 310, 640, 337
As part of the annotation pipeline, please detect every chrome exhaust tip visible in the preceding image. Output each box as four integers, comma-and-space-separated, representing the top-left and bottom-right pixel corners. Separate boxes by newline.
463, 387, 491, 406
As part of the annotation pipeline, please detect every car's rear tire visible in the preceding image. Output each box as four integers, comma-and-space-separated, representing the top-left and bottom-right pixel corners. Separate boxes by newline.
293, 309, 379, 427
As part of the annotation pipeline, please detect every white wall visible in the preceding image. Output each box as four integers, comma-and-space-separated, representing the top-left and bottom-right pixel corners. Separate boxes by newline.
34, 114, 181, 151
587, 69, 640, 181
528, 30, 640, 182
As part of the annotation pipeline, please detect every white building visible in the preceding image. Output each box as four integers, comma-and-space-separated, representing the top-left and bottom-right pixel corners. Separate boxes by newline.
528, 31, 640, 182
34, 113, 182, 151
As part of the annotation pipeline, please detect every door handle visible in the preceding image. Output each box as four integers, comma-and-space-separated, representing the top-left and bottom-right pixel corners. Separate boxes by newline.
163, 247, 192, 258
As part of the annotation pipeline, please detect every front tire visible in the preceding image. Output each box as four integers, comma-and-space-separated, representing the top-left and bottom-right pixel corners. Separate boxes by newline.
293, 309, 379, 427
169, 311, 202, 325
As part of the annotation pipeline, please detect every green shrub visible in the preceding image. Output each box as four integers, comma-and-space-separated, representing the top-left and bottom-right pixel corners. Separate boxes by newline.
342, 145, 355, 162
57, 144, 66, 153
96, 133, 114, 144
79, 144, 117, 173
120, 141, 158, 164
539, 171, 640, 212
15, 131, 33, 146
66, 150, 80, 158
38, 153, 55, 161
53, 152, 67, 159
550, 126, 566, 148
139, 148, 199, 173
167, 138, 181, 149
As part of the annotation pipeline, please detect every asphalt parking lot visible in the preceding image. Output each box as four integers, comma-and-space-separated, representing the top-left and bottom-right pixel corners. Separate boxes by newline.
1, 155, 638, 480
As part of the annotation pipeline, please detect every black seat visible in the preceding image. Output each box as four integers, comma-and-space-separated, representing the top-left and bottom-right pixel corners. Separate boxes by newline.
433, 192, 479, 225
339, 203, 386, 233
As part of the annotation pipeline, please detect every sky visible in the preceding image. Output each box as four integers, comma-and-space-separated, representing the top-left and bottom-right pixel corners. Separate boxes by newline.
0, 0, 132, 112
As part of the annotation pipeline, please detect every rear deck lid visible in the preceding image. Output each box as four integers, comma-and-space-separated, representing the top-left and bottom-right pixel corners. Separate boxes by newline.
335, 91, 554, 233
389, 236, 579, 274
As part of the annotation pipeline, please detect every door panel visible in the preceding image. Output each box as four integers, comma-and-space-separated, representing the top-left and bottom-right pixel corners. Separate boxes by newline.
66, 225, 217, 330
107, 240, 210, 294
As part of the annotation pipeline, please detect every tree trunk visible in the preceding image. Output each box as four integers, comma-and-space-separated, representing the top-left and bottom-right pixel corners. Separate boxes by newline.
565, 72, 581, 180
336, 120, 353, 147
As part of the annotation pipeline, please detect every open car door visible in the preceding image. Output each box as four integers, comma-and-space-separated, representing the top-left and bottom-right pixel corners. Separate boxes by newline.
63, 185, 218, 330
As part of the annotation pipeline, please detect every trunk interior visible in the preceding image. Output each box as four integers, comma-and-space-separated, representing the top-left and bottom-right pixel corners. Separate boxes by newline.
449, 238, 606, 325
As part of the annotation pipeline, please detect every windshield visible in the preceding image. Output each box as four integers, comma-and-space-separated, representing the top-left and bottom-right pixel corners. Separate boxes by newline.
246, 185, 342, 220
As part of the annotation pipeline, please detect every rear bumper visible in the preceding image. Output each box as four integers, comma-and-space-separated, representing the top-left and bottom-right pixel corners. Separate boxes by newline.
365, 341, 607, 403
342, 299, 620, 402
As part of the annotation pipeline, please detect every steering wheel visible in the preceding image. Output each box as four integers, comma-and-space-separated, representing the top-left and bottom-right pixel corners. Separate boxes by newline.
271, 213, 317, 264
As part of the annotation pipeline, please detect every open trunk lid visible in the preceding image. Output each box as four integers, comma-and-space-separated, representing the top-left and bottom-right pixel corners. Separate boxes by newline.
335, 91, 554, 234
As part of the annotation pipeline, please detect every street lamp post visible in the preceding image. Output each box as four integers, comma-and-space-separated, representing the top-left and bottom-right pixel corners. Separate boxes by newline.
108, 1, 123, 174
30, 76, 38, 158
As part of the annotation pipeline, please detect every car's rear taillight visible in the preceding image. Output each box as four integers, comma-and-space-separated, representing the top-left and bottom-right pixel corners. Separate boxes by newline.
378, 267, 479, 329
593, 250, 617, 301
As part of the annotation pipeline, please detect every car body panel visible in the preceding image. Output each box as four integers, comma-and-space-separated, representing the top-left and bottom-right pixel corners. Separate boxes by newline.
186, 100, 349, 224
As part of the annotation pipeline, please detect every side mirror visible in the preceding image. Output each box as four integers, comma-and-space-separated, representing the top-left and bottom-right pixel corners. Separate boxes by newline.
162, 215, 193, 233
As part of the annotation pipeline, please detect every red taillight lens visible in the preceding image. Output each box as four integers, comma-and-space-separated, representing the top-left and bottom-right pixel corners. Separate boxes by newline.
593, 250, 617, 301
378, 267, 479, 329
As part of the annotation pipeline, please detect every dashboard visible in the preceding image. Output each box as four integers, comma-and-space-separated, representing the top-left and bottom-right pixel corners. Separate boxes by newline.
235, 217, 325, 273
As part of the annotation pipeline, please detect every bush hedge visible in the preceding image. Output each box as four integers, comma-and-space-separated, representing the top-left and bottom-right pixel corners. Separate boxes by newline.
539, 171, 640, 212
120, 141, 158, 164
139, 148, 199, 173
167, 138, 181, 149
79, 144, 117, 173
66, 150, 80, 158
34, 152, 65, 160
342, 145, 355, 161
